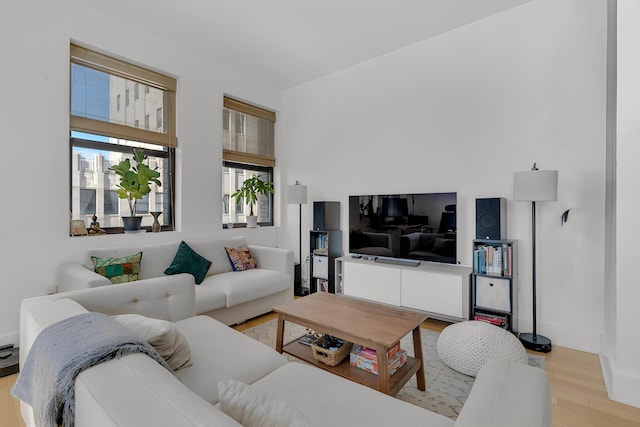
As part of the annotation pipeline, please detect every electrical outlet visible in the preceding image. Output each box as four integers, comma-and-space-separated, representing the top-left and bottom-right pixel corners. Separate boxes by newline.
46, 287, 55, 295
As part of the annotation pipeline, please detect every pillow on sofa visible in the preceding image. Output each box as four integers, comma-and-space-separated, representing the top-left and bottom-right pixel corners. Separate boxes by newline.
91, 252, 142, 284
164, 241, 212, 284
218, 380, 309, 427
112, 314, 192, 371
225, 245, 257, 271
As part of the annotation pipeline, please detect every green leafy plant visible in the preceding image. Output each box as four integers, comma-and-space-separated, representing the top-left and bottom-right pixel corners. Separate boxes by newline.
231, 174, 274, 217
109, 148, 161, 217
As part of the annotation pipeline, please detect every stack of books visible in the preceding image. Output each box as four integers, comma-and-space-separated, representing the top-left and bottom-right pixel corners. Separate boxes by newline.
474, 312, 509, 329
473, 244, 512, 276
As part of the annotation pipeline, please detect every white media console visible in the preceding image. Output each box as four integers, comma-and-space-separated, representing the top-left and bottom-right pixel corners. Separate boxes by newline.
335, 256, 472, 323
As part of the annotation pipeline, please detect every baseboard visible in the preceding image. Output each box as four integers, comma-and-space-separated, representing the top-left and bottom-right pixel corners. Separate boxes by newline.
599, 353, 640, 408
516, 318, 601, 354
0, 332, 19, 348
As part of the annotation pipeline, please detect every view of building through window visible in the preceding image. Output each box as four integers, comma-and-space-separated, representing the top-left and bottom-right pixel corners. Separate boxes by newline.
222, 98, 275, 227
70, 48, 174, 231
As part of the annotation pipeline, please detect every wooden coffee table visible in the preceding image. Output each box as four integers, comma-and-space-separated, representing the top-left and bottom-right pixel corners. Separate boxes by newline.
273, 292, 428, 396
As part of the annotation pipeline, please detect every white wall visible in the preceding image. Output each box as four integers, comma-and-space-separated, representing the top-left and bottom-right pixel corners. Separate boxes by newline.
282, 0, 607, 353
0, 0, 285, 344
600, 0, 640, 408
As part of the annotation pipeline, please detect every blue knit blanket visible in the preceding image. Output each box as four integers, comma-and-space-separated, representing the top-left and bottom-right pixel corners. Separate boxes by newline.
11, 312, 171, 427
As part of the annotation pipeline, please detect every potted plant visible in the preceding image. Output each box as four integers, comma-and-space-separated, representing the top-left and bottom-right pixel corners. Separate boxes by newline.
110, 148, 161, 231
231, 174, 274, 228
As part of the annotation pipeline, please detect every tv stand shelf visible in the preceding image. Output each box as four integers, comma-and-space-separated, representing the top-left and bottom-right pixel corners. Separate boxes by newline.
335, 256, 472, 323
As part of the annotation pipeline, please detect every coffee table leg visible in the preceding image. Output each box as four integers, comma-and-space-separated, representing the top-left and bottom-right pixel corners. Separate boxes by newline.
413, 326, 426, 391
377, 345, 390, 394
276, 314, 285, 353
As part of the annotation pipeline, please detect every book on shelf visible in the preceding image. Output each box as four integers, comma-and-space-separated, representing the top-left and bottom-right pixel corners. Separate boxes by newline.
474, 243, 511, 277
474, 312, 509, 329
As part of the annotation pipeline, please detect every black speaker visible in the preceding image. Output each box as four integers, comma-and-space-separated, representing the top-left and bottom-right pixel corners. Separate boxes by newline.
313, 201, 340, 230
476, 198, 507, 240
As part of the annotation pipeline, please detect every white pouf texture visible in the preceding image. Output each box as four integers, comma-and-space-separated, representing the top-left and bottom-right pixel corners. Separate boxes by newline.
436, 320, 528, 377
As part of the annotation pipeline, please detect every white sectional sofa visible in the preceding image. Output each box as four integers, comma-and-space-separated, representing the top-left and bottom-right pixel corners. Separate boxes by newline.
56, 236, 293, 325
17, 278, 552, 427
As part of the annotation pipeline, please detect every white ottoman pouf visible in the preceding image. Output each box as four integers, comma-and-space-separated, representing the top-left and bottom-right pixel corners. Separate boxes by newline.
436, 320, 528, 377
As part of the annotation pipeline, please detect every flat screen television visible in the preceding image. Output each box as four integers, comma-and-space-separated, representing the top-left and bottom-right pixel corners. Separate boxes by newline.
348, 193, 457, 264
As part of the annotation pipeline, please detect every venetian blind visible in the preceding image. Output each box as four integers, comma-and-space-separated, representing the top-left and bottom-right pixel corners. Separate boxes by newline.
223, 96, 276, 167
70, 43, 177, 148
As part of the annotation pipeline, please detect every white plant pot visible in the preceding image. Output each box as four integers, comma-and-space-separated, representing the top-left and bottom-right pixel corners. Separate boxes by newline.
246, 216, 258, 228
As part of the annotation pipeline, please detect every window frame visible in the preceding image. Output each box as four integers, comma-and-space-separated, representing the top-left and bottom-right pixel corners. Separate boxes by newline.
222, 96, 276, 228
69, 43, 177, 233
223, 161, 274, 228
70, 136, 176, 233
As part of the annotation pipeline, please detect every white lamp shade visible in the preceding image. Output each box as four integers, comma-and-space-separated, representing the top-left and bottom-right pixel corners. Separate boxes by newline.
287, 184, 308, 205
513, 170, 558, 202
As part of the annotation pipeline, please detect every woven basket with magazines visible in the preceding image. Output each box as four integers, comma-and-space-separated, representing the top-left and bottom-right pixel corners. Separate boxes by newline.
310, 335, 353, 367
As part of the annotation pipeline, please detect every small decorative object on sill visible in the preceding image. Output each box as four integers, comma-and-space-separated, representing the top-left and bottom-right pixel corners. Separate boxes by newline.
88, 214, 106, 235
150, 211, 162, 232
70, 219, 88, 236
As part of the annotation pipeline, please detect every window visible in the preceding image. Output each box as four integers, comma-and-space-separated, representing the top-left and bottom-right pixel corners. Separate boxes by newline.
222, 97, 275, 227
104, 190, 119, 215
134, 83, 139, 100
156, 107, 163, 130
80, 189, 96, 215
137, 194, 149, 214
70, 43, 176, 232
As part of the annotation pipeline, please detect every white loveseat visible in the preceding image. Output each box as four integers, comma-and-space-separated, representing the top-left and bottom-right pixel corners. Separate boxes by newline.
56, 235, 293, 325
17, 279, 552, 427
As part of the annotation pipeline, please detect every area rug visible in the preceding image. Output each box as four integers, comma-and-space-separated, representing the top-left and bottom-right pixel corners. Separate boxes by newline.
243, 319, 545, 420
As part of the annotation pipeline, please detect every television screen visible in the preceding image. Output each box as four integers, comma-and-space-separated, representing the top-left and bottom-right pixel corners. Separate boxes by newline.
348, 193, 457, 264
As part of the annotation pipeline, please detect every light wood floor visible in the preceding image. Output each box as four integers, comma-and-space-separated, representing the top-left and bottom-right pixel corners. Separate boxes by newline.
2, 314, 639, 427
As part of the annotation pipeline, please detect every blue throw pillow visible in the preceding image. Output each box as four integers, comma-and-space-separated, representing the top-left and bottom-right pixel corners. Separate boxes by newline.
164, 241, 212, 284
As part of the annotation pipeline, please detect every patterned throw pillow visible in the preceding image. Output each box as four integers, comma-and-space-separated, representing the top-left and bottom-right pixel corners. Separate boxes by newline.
91, 252, 143, 284
164, 241, 212, 284
225, 245, 257, 271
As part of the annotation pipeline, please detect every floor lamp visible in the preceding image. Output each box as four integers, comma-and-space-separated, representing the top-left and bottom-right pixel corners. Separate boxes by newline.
514, 163, 557, 353
287, 181, 308, 296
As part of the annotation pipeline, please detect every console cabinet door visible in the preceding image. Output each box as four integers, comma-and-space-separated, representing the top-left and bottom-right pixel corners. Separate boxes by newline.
401, 269, 464, 318
342, 262, 401, 306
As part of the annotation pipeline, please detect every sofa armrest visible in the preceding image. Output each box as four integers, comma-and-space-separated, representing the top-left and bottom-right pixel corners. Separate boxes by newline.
454, 359, 551, 427
56, 262, 111, 292
248, 245, 294, 277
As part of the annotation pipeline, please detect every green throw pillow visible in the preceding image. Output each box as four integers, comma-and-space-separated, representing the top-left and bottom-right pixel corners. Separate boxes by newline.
164, 241, 212, 284
92, 252, 143, 284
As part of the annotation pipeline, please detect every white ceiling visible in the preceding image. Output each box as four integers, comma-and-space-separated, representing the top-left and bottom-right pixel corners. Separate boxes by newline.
85, 0, 531, 89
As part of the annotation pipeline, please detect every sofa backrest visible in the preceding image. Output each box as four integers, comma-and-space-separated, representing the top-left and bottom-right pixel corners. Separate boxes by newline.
187, 236, 246, 276
85, 237, 247, 280
86, 241, 180, 280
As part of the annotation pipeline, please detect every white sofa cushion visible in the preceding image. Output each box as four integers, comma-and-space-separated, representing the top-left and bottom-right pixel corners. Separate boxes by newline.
173, 315, 288, 404
87, 241, 180, 280
252, 362, 454, 427
454, 358, 551, 427
74, 354, 241, 427
194, 285, 226, 314
217, 380, 309, 427
202, 269, 291, 308
112, 314, 192, 371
